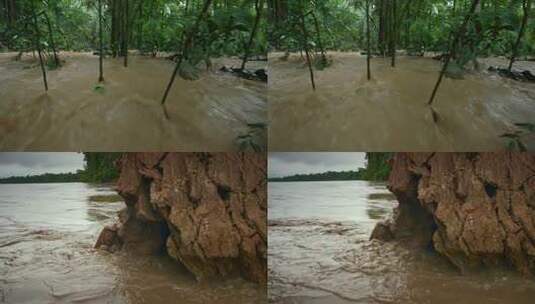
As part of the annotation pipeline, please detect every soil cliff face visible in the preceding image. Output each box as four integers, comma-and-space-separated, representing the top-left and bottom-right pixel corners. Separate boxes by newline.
371, 153, 535, 276
95, 153, 267, 284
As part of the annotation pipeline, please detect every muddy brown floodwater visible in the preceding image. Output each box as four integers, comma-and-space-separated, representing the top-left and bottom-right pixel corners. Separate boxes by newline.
0, 183, 266, 304
268, 181, 535, 304
269, 52, 535, 151
0, 53, 266, 151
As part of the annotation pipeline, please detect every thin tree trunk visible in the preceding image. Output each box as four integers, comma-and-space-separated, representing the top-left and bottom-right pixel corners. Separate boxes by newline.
391, 0, 396, 67
311, 11, 327, 65
43, 12, 59, 67
428, 0, 480, 107
508, 0, 531, 71
111, 0, 117, 57
366, 0, 371, 80
160, 0, 214, 113
98, 0, 104, 82
31, 2, 48, 91
240, 0, 264, 70
300, 12, 315, 90
124, 0, 128, 67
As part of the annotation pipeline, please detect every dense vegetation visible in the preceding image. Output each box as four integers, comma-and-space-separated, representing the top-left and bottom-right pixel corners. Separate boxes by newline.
80, 152, 121, 183
0, 152, 121, 184
269, 0, 534, 60
269, 170, 366, 182
1, 0, 267, 56
0, 172, 82, 184
1, 0, 267, 95
269, 152, 392, 182
362, 152, 392, 181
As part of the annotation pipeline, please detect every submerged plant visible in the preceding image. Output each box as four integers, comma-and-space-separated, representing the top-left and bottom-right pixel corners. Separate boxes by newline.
236, 123, 266, 152
93, 83, 105, 94
501, 123, 535, 151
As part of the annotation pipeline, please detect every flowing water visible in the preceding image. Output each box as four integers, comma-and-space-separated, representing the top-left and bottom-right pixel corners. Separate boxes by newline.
0, 53, 266, 151
268, 181, 535, 304
269, 52, 535, 151
0, 183, 266, 304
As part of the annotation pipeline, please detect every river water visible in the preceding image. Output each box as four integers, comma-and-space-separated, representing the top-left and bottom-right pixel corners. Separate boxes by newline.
0, 53, 266, 151
0, 183, 265, 304
269, 52, 535, 151
268, 181, 535, 304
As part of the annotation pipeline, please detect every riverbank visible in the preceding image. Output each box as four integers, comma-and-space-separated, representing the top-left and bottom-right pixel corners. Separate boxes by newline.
0, 52, 266, 151
269, 52, 535, 151
0, 182, 265, 303
268, 180, 535, 304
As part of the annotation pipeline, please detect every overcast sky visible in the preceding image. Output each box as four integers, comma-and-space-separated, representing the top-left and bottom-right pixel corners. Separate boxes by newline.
0, 153, 85, 178
268, 153, 366, 178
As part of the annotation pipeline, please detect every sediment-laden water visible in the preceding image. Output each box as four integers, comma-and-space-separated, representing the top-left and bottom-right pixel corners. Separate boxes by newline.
268, 181, 535, 304
0, 183, 265, 304
269, 52, 535, 151
0, 53, 266, 151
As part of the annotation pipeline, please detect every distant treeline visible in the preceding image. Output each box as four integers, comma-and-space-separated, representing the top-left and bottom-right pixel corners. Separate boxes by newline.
269, 170, 365, 182
0, 153, 121, 184
0, 172, 82, 184
269, 153, 392, 182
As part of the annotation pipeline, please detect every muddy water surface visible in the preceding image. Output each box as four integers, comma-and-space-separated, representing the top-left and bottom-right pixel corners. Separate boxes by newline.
0, 53, 266, 151
0, 183, 265, 303
269, 52, 535, 151
268, 181, 535, 303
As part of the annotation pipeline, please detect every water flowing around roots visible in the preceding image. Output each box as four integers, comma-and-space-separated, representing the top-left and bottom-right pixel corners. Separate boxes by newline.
269, 52, 535, 151
268, 181, 535, 304
0, 53, 266, 151
0, 183, 265, 304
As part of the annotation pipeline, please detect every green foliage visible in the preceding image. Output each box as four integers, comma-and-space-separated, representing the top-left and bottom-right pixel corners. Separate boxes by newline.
0, 153, 122, 184
93, 83, 105, 93
1, 0, 267, 64
80, 153, 121, 183
269, 170, 366, 182
0, 172, 81, 184
269, 0, 535, 63
363, 152, 392, 181
501, 123, 535, 152
269, 152, 393, 182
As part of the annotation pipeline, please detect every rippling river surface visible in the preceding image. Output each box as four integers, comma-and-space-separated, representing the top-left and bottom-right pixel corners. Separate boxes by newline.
268, 181, 535, 304
269, 52, 535, 151
0, 183, 265, 304
0, 53, 266, 151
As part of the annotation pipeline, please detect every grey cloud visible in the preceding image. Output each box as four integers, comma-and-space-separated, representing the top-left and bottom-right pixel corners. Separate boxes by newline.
268, 153, 366, 178
0, 153, 85, 177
